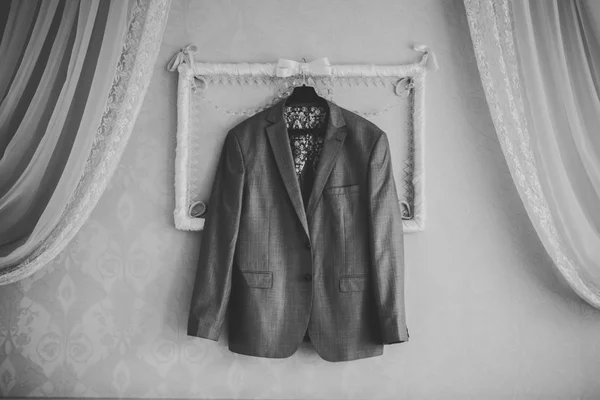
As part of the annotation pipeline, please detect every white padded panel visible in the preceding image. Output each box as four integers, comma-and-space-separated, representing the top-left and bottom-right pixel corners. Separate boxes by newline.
170, 49, 435, 232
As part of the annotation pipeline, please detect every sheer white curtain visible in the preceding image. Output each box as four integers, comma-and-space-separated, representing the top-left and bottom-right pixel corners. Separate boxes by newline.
0, 0, 171, 284
465, 0, 600, 308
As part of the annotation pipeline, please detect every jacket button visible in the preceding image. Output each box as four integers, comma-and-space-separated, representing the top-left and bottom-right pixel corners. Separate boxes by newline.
304, 273, 312, 281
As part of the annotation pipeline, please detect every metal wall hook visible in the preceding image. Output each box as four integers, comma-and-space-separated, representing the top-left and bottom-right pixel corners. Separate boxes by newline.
300, 57, 307, 86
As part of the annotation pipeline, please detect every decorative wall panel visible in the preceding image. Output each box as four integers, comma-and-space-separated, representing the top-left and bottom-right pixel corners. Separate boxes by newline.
168, 47, 437, 232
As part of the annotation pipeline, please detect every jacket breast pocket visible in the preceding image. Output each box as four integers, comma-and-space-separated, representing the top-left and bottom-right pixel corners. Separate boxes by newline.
339, 274, 368, 292
241, 271, 273, 289
325, 184, 360, 195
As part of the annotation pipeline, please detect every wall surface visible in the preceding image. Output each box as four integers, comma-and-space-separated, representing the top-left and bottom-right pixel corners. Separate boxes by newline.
2, 0, 600, 398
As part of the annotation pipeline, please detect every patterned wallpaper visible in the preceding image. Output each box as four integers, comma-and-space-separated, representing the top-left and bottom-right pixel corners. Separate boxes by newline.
2, 0, 600, 398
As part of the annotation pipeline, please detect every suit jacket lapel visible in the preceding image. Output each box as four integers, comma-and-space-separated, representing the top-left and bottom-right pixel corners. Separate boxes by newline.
265, 98, 347, 232
306, 101, 347, 220
266, 101, 309, 236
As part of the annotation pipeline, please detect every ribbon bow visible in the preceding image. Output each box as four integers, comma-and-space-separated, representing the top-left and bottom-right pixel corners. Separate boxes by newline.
413, 44, 439, 71
276, 58, 332, 78
167, 44, 198, 72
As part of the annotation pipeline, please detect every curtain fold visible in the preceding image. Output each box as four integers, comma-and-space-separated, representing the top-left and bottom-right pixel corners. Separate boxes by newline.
0, 0, 171, 284
465, 0, 600, 307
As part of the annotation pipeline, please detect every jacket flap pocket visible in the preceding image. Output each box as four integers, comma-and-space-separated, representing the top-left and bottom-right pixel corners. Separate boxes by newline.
241, 271, 273, 289
339, 275, 368, 292
325, 184, 360, 195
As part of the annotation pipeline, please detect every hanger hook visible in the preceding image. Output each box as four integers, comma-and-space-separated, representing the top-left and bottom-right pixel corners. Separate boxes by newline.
300, 57, 307, 86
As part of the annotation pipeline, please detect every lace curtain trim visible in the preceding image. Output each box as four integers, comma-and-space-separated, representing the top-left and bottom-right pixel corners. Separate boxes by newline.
0, 0, 172, 285
464, 0, 600, 307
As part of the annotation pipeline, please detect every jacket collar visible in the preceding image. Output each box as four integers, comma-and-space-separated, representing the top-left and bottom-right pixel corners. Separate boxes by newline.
266, 97, 346, 139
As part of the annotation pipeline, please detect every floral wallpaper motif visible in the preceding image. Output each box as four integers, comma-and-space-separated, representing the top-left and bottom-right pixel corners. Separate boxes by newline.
2, 0, 600, 398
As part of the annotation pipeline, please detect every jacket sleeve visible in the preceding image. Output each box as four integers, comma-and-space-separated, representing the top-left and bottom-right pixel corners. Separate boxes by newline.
367, 131, 409, 344
187, 131, 245, 341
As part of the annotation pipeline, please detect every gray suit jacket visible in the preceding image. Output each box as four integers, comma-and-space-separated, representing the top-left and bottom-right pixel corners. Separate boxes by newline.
187, 98, 408, 362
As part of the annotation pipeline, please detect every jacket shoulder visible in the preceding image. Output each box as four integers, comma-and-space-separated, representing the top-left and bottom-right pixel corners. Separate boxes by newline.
225, 108, 271, 146
339, 107, 385, 149
230, 106, 272, 131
